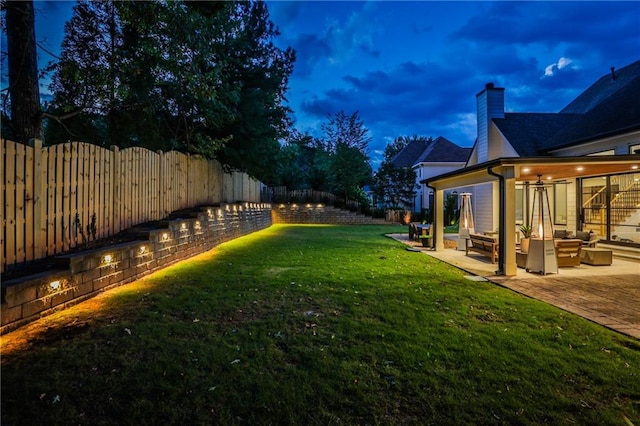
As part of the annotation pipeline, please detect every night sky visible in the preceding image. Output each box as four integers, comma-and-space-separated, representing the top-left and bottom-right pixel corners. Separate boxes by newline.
8, 1, 640, 167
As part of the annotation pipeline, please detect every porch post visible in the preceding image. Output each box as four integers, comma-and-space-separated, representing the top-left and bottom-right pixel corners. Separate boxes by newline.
434, 188, 445, 251
504, 169, 517, 276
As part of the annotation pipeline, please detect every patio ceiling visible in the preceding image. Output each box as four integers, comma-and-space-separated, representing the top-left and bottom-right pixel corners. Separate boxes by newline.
423, 155, 640, 189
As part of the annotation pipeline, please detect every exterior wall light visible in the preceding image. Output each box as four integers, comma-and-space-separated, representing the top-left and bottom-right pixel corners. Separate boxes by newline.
138, 246, 147, 255
103, 254, 113, 264
162, 233, 169, 241
49, 280, 61, 291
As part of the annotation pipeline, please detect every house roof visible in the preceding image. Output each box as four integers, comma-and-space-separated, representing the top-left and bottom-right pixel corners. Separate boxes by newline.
391, 136, 470, 168
417, 136, 471, 163
390, 139, 430, 167
540, 75, 640, 152
560, 60, 640, 114
492, 59, 640, 156
493, 113, 580, 157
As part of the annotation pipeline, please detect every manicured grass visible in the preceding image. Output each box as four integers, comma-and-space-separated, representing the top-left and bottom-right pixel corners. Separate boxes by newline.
2, 224, 639, 425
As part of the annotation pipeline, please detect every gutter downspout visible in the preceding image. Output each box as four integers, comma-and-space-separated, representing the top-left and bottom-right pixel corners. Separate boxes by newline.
425, 181, 437, 250
487, 166, 505, 275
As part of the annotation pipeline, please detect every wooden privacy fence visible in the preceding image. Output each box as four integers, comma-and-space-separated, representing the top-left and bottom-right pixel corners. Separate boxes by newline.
1, 139, 262, 273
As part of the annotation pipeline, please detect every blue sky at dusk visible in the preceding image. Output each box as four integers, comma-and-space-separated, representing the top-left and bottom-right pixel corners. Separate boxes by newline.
9, 1, 640, 166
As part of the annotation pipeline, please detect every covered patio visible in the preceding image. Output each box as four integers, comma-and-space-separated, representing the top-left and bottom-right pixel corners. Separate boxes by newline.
392, 233, 640, 339
422, 155, 640, 276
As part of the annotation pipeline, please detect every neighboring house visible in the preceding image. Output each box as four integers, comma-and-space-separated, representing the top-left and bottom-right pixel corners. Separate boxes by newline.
391, 136, 471, 212
422, 60, 640, 275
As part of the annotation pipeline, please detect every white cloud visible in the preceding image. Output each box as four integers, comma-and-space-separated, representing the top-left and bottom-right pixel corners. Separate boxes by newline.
557, 57, 572, 69
544, 56, 574, 77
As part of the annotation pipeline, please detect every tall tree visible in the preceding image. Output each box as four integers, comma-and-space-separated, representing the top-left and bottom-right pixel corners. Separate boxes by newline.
321, 110, 371, 154
47, 0, 294, 181
4, 0, 42, 143
214, 1, 295, 182
330, 143, 372, 203
373, 136, 421, 208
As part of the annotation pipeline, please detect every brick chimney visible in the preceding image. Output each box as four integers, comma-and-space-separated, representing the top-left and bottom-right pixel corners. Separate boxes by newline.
476, 83, 505, 163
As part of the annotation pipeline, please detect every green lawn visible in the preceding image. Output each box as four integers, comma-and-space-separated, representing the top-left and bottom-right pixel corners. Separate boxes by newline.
2, 224, 639, 425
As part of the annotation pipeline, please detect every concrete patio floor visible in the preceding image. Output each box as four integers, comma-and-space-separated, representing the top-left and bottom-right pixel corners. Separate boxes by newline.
389, 234, 640, 340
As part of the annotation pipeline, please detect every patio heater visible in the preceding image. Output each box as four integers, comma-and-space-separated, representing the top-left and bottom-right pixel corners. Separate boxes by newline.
525, 177, 558, 275
457, 193, 475, 251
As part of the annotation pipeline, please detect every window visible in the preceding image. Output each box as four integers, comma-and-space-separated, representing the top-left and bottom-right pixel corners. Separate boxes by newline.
554, 182, 567, 225
515, 184, 524, 223
630, 144, 640, 155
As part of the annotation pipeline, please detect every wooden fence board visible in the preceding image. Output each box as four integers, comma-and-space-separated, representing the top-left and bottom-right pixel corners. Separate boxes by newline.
25, 142, 34, 262
4, 141, 16, 268
15, 143, 26, 263
1, 140, 5, 272
34, 142, 46, 259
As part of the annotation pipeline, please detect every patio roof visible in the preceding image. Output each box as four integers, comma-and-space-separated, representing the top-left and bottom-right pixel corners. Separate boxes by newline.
421, 154, 640, 189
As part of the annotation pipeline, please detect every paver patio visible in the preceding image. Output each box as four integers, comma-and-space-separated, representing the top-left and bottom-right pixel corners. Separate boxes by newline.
391, 233, 640, 339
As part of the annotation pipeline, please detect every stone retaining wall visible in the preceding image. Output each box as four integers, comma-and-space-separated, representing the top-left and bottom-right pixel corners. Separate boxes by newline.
0, 203, 272, 335
272, 203, 388, 225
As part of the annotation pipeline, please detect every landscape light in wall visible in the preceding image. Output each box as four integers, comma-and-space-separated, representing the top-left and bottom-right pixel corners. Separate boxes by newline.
49, 280, 61, 291
180, 222, 188, 232
207, 208, 213, 218
457, 193, 474, 251
195, 221, 201, 230
103, 254, 113, 265
138, 246, 147, 255
525, 176, 558, 275
162, 233, 169, 241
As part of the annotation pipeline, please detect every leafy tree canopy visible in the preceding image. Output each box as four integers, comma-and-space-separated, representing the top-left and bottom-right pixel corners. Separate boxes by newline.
42, 0, 294, 182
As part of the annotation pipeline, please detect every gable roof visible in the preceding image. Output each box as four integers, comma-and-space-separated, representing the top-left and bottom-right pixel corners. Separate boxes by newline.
391, 136, 470, 168
390, 139, 430, 167
417, 136, 471, 163
492, 59, 640, 156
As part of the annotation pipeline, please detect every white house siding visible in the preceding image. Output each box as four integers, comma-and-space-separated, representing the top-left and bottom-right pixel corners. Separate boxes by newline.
472, 182, 498, 233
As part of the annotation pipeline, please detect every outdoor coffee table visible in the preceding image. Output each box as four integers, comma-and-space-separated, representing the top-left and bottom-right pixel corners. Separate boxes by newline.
580, 247, 613, 266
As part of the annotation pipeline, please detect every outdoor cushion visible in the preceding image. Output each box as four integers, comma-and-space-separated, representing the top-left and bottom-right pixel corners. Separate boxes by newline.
553, 230, 567, 239
576, 230, 590, 241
